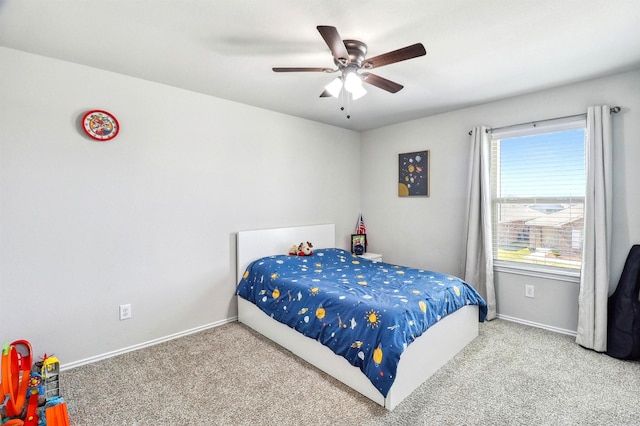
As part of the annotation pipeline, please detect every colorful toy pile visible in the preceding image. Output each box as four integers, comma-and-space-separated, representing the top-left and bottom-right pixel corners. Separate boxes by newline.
1, 340, 69, 426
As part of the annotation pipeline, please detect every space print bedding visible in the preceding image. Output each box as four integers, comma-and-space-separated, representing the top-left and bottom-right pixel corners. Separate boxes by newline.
236, 248, 487, 397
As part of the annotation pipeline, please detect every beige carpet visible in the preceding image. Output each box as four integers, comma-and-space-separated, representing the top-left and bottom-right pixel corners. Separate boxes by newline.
61, 319, 640, 425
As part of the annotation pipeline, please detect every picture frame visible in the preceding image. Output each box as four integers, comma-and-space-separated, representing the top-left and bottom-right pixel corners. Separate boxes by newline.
351, 234, 366, 255
398, 150, 430, 197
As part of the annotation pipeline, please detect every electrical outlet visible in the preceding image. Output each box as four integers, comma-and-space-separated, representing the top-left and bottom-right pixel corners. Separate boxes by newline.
525, 285, 535, 298
119, 304, 132, 320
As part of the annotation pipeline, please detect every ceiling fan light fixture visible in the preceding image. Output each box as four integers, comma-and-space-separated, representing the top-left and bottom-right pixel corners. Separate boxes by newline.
343, 71, 362, 93
325, 77, 343, 98
350, 84, 367, 100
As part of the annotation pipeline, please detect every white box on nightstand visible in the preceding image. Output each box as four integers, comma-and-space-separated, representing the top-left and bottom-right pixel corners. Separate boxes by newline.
358, 252, 382, 262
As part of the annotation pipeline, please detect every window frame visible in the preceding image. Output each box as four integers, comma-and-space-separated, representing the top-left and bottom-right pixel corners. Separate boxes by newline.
489, 117, 586, 280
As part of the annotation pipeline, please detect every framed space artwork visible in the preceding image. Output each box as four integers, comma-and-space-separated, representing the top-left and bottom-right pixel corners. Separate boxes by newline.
398, 150, 430, 197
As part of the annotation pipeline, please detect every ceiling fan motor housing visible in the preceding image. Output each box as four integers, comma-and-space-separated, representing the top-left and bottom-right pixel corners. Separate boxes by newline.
335, 40, 368, 68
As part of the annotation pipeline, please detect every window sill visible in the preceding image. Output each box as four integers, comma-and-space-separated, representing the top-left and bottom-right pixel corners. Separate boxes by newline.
494, 261, 580, 283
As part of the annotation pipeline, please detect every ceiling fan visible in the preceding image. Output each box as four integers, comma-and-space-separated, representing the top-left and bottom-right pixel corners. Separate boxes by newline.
273, 26, 427, 100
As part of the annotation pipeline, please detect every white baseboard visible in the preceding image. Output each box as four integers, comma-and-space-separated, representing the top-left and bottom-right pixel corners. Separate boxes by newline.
61, 314, 574, 371
61, 317, 238, 371
496, 314, 577, 337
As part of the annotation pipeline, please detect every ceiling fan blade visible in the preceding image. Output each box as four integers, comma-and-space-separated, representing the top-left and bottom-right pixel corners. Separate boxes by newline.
363, 43, 426, 69
273, 67, 336, 72
317, 26, 350, 65
361, 73, 404, 93
319, 90, 332, 98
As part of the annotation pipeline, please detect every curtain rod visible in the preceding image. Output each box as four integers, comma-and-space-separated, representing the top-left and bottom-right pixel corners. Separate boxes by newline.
467, 106, 621, 136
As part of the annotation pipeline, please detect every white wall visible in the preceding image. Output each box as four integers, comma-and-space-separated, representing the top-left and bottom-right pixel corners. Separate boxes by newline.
0, 47, 361, 365
361, 69, 640, 332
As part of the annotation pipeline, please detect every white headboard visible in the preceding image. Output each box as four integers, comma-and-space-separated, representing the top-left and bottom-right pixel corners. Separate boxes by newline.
236, 224, 336, 283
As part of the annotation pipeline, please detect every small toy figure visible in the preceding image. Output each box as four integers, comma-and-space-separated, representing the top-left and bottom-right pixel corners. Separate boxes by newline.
297, 241, 313, 256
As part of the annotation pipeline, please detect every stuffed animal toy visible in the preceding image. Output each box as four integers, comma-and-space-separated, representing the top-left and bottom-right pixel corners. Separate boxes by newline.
288, 245, 299, 256
297, 241, 313, 256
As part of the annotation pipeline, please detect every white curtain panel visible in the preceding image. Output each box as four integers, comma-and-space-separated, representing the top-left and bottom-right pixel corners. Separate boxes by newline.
463, 126, 496, 320
576, 105, 613, 352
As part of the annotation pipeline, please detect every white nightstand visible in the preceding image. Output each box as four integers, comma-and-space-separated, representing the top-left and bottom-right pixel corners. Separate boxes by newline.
358, 252, 382, 262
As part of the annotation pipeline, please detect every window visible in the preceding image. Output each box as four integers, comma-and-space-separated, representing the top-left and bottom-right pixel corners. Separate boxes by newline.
490, 118, 586, 274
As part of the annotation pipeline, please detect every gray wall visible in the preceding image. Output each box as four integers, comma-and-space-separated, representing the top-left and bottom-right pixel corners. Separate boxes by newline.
360, 69, 640, 333
0, 47, 361, 365
3, 45, 638, 366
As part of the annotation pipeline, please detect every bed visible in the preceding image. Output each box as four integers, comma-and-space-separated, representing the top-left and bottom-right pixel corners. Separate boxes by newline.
236, 224, 486, 410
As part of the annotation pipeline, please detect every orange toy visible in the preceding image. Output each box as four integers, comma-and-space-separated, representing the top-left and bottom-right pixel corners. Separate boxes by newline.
45, 402, 70, 426
2, 340, 69, 426
1, 340, 33, 418
22, 392, 39, 426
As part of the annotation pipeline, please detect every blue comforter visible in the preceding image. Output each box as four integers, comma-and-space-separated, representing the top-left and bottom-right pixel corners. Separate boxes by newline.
236, 248, 487, 397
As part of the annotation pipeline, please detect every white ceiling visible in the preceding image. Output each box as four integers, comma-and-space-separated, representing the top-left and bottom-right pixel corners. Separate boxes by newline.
1, 0, 639, 132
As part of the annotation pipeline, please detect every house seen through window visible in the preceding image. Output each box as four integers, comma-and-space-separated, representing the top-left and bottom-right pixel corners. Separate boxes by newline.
491, 119, 586, 273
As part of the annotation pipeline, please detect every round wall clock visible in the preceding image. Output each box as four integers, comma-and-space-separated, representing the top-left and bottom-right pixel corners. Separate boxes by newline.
82, 110, 120, 141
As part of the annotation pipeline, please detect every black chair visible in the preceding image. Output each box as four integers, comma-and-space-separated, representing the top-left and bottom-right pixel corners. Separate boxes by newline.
606, 244, 640, 360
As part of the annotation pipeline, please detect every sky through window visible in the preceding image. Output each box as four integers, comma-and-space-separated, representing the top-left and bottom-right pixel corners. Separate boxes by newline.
498, 129, 585, 198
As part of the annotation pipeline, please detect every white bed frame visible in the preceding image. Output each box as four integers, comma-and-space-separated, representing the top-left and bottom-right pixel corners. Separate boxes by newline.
236, 224, 479, 410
